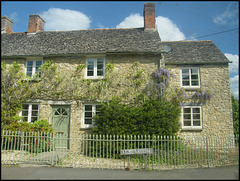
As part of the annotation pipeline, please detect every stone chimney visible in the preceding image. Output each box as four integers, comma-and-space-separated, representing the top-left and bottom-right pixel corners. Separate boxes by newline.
28, 15, 45, 33
1, 16, 13, 34
144, 3, 156, 30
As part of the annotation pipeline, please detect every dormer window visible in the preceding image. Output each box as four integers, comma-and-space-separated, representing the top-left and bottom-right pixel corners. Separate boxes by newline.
85, 58, 105, 79
26, 60, 43, 78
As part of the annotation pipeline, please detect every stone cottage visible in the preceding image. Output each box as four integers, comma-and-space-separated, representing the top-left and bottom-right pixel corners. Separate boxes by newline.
1, 3, 234, 148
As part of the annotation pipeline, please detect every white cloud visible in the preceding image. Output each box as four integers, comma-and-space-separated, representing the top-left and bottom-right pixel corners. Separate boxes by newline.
224, 53, 239, 99
116, 13, 143, 28
116, 13, 186, 41
224, 53, 239, 74
213, 3, 239, 25
39, 8, 91, 31
230, 75, 239, 99
156, 16, 186, 41
9, 12, 19, 23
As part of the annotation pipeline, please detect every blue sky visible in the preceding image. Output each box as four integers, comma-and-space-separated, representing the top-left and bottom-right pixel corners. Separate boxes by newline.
2, 1, 239, 99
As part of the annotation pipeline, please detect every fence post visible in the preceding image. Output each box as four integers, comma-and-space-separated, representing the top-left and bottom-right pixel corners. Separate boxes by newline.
206, 136, 209, 168
51, 132, 55, 166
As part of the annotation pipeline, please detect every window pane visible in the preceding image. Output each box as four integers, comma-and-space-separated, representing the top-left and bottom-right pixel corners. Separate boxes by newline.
31, 117, 38, 123
62, 109, 68, 115
26, 72, 32, 77
22, 117, 28, 122
191, 68, 198, 74
184, 114, 191, 119
85, 112, 92, 118
32, 111, 38, 117
193, 121, 200, 126
184, 108, 191, 113
193, 114, 200, 119
36, 61, 42, 66
96, 105, 102, 111
85, 105, 92, 111
87, 65, 94, 70
22, 110, 28, 116
182, 75, 189, 80
97, 71, 104, 76
97, 64, 103, 70
182, 81, 190, 86
97, 58, 104, 64
27, 67, 33, 71
182, 69, 189, 74
85, 119, 92, 124
87, 71, 94, 76
32, 105, 38, 110
27, 61, 33, 66
87, 59, 94, 65
55, 110, 60, 115
22, 104, 29, 109
191, 81, 199, 86
183, 121, 191, 126
191, 75, 198, 79
193, 108, 200, 113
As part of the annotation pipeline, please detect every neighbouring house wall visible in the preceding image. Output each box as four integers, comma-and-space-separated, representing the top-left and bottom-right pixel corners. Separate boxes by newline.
167, 63, 234, 136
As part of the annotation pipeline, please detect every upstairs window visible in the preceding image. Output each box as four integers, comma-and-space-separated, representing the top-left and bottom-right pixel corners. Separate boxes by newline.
82, 104, 101, 128
26, 60, 43, 78
86, 58, 105, 79
181, 68, 200, 88
20, 103, 40, 123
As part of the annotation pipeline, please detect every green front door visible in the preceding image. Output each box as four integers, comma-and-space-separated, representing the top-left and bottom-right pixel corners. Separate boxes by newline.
51, 105, 70, 149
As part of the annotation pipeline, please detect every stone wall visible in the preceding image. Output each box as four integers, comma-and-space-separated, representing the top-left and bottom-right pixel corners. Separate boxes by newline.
3, 55, 234, 137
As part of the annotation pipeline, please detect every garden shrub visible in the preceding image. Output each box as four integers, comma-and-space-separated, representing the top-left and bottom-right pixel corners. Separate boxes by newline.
3, 119, 53, 133
2, 119, 53, 153
232, 95, 239, 135
88, 97, 181, 158
92, 98, 181, 136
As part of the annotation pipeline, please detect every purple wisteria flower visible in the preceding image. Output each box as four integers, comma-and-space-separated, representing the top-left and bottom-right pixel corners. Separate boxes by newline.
13, 83, 17, 87
193, 90, 213, 101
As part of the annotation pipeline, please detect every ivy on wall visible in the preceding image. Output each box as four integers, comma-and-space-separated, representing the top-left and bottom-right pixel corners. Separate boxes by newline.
2, 60, 213, 128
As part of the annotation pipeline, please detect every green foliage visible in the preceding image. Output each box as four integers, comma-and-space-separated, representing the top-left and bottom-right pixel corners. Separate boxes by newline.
3, 119, 53, 133
106, 63, 114, 72
2, 119, 53, 153
1, 61, 33, 127
92, 98, 181, 136
232, 96, 239, 135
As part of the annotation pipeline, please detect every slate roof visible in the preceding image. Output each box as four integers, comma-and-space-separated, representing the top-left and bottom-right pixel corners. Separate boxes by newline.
162, 41, 230, 64
1, 28, 230, 64
1, 28, 164, 57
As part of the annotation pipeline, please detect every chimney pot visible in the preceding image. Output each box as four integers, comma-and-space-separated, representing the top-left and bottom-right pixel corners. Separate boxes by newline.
144, 3, 156, 30
1, 16, 13, 34
28, 15, 45, 33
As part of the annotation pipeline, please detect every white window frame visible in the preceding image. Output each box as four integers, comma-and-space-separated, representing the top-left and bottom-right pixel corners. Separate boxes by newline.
20, 103, 40, 123
180, 67, 200, 89
181, 106, 202, 130
25, 59, 43, 78
82, 104, 101, 128
85, 58, 105, 79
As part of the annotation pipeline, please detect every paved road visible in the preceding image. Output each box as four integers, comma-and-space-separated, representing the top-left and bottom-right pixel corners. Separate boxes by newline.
1, 164, 239, 180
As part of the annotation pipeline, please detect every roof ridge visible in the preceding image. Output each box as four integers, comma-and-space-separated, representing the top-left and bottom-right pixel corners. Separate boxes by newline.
2, 27, 145, 34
